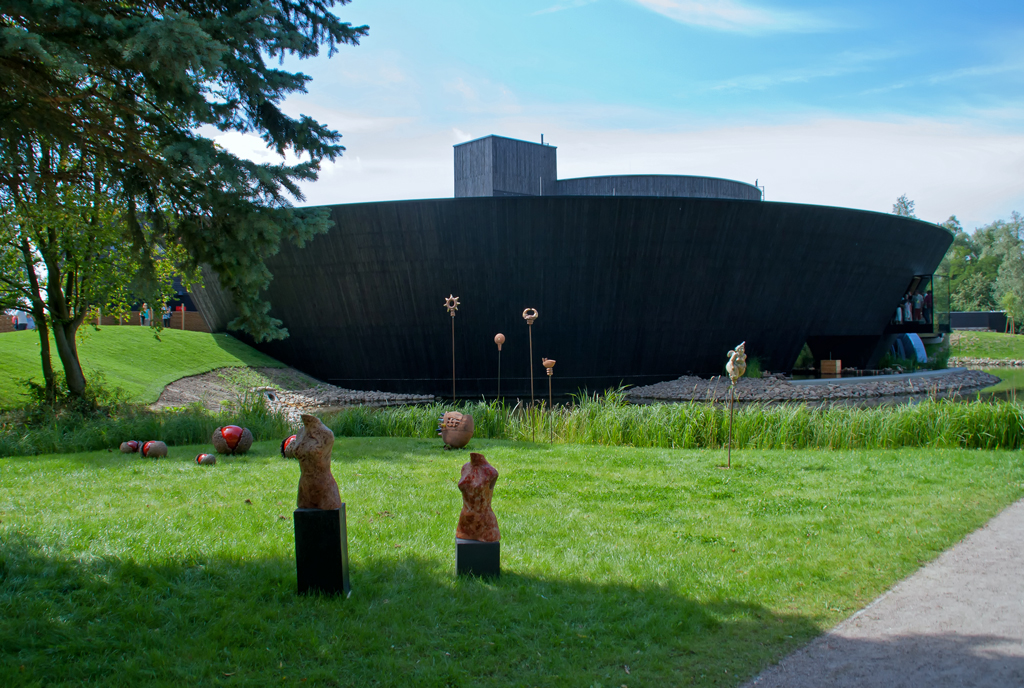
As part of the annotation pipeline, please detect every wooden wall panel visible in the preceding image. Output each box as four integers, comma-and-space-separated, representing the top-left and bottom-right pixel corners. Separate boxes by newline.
556, 175, 761, 200
199, 197, 953, 397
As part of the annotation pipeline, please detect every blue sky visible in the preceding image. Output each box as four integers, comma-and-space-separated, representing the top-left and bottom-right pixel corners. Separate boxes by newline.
219, 0, 1024, 229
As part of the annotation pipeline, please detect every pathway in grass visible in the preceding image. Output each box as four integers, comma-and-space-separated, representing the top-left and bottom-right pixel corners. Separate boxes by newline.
1, 439, 1021, 686
0, 328, 284, 409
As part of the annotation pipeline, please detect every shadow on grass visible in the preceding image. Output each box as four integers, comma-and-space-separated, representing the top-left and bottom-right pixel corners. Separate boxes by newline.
2, 531, 818, 687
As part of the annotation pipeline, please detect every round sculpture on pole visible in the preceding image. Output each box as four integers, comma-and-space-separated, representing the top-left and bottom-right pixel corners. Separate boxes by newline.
494, 333, 505, 400
523, 308, 539, 441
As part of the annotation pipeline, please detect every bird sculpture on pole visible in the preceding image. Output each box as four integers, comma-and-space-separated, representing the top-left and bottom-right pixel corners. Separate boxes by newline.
725, 342, 747, 469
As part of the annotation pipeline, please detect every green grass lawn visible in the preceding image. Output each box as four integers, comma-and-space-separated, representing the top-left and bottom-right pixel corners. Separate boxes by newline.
1, 438, 1021, 686
0, 327, 284, 409
951, 330, 1024, 360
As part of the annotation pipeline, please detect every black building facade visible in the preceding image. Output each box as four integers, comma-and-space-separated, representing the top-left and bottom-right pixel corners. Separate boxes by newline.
193, 136, 954, 397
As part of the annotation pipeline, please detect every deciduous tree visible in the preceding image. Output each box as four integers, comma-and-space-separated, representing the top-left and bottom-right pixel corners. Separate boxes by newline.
0, 0, 367, 401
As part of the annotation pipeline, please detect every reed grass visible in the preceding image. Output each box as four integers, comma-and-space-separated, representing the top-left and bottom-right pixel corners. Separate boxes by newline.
325, 393, 1024, 451
4, 389, 1023, 457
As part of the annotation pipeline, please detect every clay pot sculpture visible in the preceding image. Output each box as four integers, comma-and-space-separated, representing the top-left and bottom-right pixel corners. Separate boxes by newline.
439, 411, 475, 449
456, 453, 500, 542
212, 425, 254, 455
293, 414, 342, 510
280, 434, 298, 459
141, 441, 168, 458
196, 453, 217, 466
119, 440, 141, 453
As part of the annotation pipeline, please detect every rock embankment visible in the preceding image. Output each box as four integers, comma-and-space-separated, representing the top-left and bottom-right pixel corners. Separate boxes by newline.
628, 369, 1001, 404
259, 384, 433, 423
949, 357, 1024, 368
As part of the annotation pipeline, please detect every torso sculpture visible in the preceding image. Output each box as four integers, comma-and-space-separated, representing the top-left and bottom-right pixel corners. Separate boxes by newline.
293, 414, 342, 510
726, 342, 747, 384
456, 453, 499, 542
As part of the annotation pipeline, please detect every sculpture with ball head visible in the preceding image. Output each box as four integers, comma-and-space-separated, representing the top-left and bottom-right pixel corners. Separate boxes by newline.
494, 333, 505, 402
542, 358, 556, 443
522, 308, 539, 441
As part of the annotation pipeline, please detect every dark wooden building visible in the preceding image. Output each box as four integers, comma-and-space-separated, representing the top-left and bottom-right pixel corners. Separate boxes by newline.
193, 136, 953, 396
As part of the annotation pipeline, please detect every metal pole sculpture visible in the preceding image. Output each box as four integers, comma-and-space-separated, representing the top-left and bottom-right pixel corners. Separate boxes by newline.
725, 341, 747, 469
542, 358, 556, 443
494, 333, 505, 402
522, 308, 539, 441
445, 295, 460, 403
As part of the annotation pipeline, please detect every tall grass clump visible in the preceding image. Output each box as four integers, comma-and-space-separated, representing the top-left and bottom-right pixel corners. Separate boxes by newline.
321, 394, 1024, 451
0, 386, 290, 458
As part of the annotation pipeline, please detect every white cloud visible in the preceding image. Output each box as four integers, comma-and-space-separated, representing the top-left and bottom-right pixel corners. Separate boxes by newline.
629, 0, 833, 33
706, 50, 899, 92
533, 0, 600, 15
259, 113, 1024, 231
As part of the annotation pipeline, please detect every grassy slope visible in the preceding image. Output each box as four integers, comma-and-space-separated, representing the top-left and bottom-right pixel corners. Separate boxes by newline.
1, 438, 1021, 686
951, 330, 1024, 360
0, 327, 284, 409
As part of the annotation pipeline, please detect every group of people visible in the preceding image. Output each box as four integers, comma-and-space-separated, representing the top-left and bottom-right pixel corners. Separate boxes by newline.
138, 303, 173, 328
9, 310, 35, 331
893, 290, 933, 325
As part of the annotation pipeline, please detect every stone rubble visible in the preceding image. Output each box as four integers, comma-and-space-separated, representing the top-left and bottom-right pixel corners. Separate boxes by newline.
628, 369, 1002, 404
949, 357, 1024, 368
253, 384, 434, 423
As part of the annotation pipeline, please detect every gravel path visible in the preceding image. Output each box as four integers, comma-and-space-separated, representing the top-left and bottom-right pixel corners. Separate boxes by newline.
745, 499, 1024, 687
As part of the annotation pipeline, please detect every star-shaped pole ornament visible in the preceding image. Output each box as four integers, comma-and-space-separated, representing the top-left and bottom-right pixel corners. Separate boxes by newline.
445, 295, 461, 402
444, 294, 460, 317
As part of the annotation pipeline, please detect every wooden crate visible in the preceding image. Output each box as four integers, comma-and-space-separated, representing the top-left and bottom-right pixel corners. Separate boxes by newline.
820, 359, 842, 375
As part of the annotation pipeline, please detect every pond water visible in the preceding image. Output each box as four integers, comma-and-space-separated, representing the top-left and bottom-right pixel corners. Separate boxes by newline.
978, 368, 1024, 401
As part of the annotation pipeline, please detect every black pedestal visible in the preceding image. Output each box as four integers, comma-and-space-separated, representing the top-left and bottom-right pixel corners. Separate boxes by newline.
294, 506, 351, 596
456, 538, 500, 578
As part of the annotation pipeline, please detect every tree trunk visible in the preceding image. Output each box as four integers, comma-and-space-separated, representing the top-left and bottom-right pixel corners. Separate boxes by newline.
51, 318, 86, 398
19, 237, 56, 404
32, 309, 56, 405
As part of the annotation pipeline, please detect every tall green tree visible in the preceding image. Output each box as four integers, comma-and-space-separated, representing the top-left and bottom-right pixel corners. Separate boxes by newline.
992, 212, 1024, 329
1, 0, 367, 400
892, 194, 916, 218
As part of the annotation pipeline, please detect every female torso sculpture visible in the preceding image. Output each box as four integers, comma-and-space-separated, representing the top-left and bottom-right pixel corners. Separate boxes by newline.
293, 414, 342, 510
456, 453, 499, 542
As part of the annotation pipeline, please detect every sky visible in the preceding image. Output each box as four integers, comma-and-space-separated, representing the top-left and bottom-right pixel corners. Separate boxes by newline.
218, 0, 1024, 230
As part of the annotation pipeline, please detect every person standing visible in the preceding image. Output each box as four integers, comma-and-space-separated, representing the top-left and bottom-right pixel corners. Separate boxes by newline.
924, 290, 933, 324
162, 304, 171, 328
912, 291, 924, 323
139, 303, 148, 326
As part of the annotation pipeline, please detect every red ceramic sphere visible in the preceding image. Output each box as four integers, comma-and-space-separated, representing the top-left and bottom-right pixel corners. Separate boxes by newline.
221, 425, 243, 450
